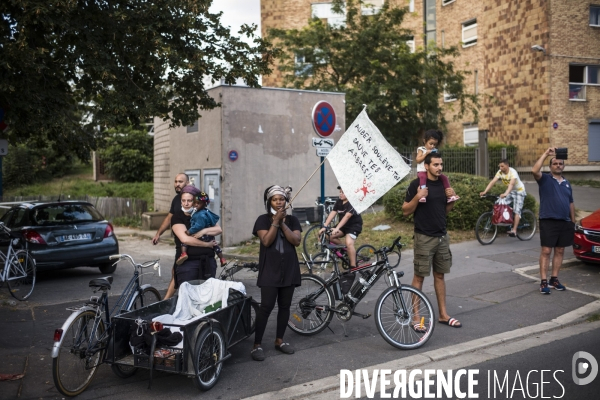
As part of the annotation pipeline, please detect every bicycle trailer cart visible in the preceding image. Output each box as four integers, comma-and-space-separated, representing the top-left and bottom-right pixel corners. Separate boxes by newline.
109, 287, 255, 391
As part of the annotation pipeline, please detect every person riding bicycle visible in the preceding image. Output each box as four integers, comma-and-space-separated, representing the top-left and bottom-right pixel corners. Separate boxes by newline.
480, 159, 527, 237
319, 186, 363, 270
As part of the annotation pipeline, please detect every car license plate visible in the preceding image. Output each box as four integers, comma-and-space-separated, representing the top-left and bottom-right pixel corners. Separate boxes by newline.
59, 233, 91, 242
593, 246, 600, 254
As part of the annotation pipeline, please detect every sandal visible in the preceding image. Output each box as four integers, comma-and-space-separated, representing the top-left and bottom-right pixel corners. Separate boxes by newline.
275, 342, 295, 354
412, 324, 427, 333
439, 317, 462, 328
251, 347, 265, 361
507, 230, 516, 237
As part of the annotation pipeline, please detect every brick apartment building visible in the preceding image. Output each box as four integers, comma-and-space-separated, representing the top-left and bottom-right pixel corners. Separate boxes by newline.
261, 0, 600, 177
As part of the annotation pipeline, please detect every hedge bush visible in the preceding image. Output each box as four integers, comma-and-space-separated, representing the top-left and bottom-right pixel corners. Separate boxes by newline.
382, 173, 537, 231
97, 126, 153, 182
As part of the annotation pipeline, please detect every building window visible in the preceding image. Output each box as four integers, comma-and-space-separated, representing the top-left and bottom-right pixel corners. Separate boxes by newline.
462, 19, 477, 47
444, 88, 457, 102
591, 5, 600, 26
409, 0, 415, 13
312, 3, 345, 27
425, 0, 436, 46
187, 121, 198, 133
294, 53, 314, 76
442, 0, 456, 6
362, 0, 383, 16
406, 36, 415, 53
590, 123, 600, 161
569, 65, 600, 101
464, 127, 479, 146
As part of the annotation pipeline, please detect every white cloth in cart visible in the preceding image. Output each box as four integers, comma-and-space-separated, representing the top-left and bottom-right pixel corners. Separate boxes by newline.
152, 279, 246, 348
172, 278, 246, 321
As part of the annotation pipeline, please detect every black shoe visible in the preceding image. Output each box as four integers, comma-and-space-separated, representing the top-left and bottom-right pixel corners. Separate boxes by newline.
275, 343, 295, 354
251, 347, 265, 361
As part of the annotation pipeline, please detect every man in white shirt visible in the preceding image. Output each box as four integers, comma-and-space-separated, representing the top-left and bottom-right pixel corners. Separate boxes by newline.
480, 159, 527, 237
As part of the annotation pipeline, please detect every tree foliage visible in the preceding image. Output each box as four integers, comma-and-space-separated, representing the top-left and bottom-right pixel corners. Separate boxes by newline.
2, 141, 77, 190
0, 0, 276, 158
97, 125, 153, 182
268, 0, 478, 147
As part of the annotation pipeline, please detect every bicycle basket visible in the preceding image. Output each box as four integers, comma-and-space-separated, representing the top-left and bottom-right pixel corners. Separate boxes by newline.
339, 272, 356, 294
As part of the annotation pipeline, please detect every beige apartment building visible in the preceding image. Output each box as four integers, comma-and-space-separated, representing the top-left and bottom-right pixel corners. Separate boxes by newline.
262, 0, 600, 176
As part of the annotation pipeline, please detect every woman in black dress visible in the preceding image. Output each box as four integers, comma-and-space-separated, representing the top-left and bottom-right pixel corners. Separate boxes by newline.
250, 185, 302, 361
171, 185, 222, 289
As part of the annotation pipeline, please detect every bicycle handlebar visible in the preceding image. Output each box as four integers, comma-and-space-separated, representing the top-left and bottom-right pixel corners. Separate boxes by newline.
0, 221, 12, 233
375, 236, 404, 256
108, 254, 161, 277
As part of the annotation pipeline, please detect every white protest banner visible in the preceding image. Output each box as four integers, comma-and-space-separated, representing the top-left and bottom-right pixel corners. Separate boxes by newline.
326, 109, 411, 214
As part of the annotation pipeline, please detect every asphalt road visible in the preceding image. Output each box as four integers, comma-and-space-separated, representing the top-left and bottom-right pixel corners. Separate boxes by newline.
1, 230, 600, 399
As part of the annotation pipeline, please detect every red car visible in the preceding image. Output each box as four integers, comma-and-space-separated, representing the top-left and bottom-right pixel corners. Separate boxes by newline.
574, 208, 600, 264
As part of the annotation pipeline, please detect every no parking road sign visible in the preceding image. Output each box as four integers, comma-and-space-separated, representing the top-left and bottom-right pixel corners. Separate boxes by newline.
311, 101, 336, 138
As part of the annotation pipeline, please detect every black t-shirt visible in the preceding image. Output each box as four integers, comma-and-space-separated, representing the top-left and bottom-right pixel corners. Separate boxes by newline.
252, 214, 302, 288
333, 199, 363, 233
171, 208, 215, 258
169, 194, 181, 215
405, 178, 447, 237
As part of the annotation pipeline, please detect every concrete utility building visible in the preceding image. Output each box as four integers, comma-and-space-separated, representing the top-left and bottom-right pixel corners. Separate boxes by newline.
153, 86, 345, 246
261, 0, 600, 177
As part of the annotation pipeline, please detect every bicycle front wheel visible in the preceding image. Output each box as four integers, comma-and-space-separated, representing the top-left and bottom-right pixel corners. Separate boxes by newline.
52, 310, 105, 397
132, 287, 162, 310
288, 274, 334, 336
475, 212, 498, 245
375, 285, 435, 350
301, 252, 333, 279
303, 225, 324, 257
7, 250, 36, 301
356, 244, 377, 267
516, 209, 537, 241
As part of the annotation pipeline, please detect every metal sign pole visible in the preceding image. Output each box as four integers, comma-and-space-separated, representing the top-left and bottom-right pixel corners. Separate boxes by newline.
320, 156, 325, 204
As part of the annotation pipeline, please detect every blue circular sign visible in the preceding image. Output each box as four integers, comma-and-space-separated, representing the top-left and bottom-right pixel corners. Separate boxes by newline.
228, 150, 239, 162
311, 101, 336, 137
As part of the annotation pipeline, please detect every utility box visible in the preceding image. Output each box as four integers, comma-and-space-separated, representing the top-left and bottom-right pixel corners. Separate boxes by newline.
153, 86, 345, 246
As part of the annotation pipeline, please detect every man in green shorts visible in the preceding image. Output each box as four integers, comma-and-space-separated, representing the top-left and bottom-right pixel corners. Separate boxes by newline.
402, 151, 462, 328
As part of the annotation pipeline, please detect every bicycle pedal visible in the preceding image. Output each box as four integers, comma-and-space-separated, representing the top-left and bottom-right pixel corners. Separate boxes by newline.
352, 311, 371, 319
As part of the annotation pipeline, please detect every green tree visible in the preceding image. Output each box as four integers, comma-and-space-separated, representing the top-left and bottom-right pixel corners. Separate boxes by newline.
268, 0, 478, 147
97, 126, 153, 182
0, 0, 276, 158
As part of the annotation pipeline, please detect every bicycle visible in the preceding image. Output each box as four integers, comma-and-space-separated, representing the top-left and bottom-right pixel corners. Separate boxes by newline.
475, 195, 537, 245
51, 254, 162, 397
300, 227, 400, 277
218, 260, 260, 333
302, 197, 337, 256
289, 237, 435, 350
0, 221, 36, 301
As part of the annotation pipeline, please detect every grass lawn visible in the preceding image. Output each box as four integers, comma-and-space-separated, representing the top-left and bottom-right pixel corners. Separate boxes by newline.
227, 210, 477, 259
3, 163, 154, 210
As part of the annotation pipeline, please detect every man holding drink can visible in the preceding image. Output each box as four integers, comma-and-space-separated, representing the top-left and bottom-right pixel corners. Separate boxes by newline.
532, 147, 575, 295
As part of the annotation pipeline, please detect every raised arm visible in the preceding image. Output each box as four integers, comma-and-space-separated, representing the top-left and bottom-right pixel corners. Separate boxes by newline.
415, 148, 429, 164
532, 147, 555, 180
402, 186, 428, 217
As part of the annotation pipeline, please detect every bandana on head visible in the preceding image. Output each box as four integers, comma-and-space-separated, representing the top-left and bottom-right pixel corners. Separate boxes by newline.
264, 185, 293, 213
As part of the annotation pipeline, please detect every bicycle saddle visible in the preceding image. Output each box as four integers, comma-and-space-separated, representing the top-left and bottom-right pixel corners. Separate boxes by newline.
89, 276, 113, 290
324, 243, 346, 250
